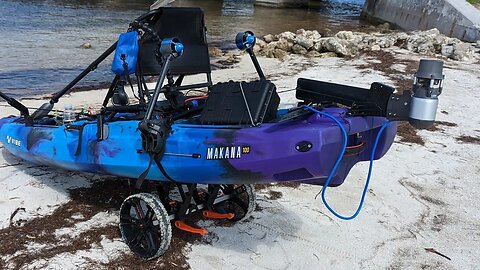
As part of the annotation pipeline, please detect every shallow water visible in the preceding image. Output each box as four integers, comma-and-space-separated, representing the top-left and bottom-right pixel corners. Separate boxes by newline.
0, 0, 366, 98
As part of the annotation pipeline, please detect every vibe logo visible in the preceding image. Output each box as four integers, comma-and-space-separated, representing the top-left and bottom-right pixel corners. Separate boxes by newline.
6, 136, 21, 147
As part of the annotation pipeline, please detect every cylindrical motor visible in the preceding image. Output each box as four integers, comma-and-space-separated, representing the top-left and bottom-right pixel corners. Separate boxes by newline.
409, 59, 444, 129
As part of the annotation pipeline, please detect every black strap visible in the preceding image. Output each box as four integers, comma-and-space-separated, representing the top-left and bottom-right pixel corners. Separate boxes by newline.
121, 55, 139, 100
135, 155, 154, 189
153, 154, 176, 182
66, 123, 90, 156
135, 153, 176, 189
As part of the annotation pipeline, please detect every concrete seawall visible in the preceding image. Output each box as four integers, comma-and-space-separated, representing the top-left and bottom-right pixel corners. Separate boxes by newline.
362, 0, 480, 42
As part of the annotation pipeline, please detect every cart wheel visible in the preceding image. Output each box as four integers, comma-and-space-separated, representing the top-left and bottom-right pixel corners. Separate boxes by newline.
214, 184, 256, 222
119, 193, 172, 260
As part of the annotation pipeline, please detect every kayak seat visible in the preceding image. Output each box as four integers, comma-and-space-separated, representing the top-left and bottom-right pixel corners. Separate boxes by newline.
200, 80, 280, 125
138, 7, 212, 90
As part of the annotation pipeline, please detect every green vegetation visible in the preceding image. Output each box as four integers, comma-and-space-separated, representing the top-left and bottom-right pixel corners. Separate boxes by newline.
467, 0, 480, 5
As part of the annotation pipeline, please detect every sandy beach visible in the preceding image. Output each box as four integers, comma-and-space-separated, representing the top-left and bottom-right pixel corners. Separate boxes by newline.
0, 49, 479, 269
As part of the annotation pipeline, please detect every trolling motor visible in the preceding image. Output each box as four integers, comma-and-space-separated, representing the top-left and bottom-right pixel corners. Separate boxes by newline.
384, 59, 444, 128
296, 59, 444, 129
407, 60, 444, 128
139, 38, 184, 154
236, 31, 265, 80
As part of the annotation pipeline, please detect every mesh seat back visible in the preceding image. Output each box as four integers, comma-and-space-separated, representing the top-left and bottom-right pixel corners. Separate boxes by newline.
139, 7, 211, 76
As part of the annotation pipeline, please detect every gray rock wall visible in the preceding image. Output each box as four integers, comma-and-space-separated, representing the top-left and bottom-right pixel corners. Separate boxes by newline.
362, 0, 480, 42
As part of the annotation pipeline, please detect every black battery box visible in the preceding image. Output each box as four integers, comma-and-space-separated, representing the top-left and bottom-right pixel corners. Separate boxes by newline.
200, 80, 280, 125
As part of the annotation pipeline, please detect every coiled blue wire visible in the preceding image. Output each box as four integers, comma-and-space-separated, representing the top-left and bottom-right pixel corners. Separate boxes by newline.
303, 105, 391, 220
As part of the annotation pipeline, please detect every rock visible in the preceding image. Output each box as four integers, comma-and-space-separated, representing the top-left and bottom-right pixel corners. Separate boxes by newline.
287, 41, 294, 52
335, 31, 354, 40
208, 47, 222, 57
304, 30, 322, 43
292, 44, 308, 55
313, 41, 322, 52
441, 44, 454, 58
277, 31, 296, 43
318, 52, 338, 58
371, 45, 381, 51
256, 47, 266, 56
405, 33, 433, 54
263, 34, 274, 43
451, 43, 472, 61
377, 36, 397, 48
322, 37, 350, 56
378, 22, 391, 30
306, 51, 321, 58
264, 42, 277, 58
424, 28, 441, 36
296, 29, 306, 36
253, 44, 262, 54
417, 41, 435, 54
223, 54, 240, 64
440, 38, 472, 60
256, 38, 267, 48
80, 43, 92, 49
273, 49, 289, 61
276, 38, 291, 52
322, 28, 333, 37
295, 35, 314, 50
257, 27, 475, 62
446, 37, 462, 45
402, 28, 448, 54
394, 32, 409, 46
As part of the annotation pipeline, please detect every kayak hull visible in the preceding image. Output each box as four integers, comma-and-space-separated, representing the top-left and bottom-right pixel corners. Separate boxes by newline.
0, 108, 397, 186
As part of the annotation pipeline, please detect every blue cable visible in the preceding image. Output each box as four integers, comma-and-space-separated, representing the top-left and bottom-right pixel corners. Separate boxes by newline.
303, 105, 391, 220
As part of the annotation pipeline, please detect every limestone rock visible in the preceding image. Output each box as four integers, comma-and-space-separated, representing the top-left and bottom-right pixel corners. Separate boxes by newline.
256, 38, 267, 48
276, 38, 291, 52
380, 36, 397, 48
441, 44, 454, 58
322, 37, 350, 56
263, 34, 274, 43
335, 31, 354, 40
304, 30, 322, 43
277, 31, 296, 43
451, 43, 472, 61
296, 29, 306, 36
394, 32, 409, 46
273, 49, 289, 61
306, 50, 321, 58
378, 22, 391, 30
318, 52, 338, 58
371, 45, 381, 51
292, 44, 308, 55
264, 42, 278, 58
295, 35, 314, 50
80, 43, 92, 49
208, 47, 222, 57
403, 29, 444, 54
257, 27, 475, 62
313, 40, 323, 52
424, 28, 441, 36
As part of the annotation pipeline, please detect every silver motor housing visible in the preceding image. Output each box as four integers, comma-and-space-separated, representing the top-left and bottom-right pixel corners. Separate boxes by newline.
408, 59, 444, 129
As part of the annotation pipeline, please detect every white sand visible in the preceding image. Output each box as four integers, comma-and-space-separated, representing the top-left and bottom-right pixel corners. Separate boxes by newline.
1, 52, 479, 269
